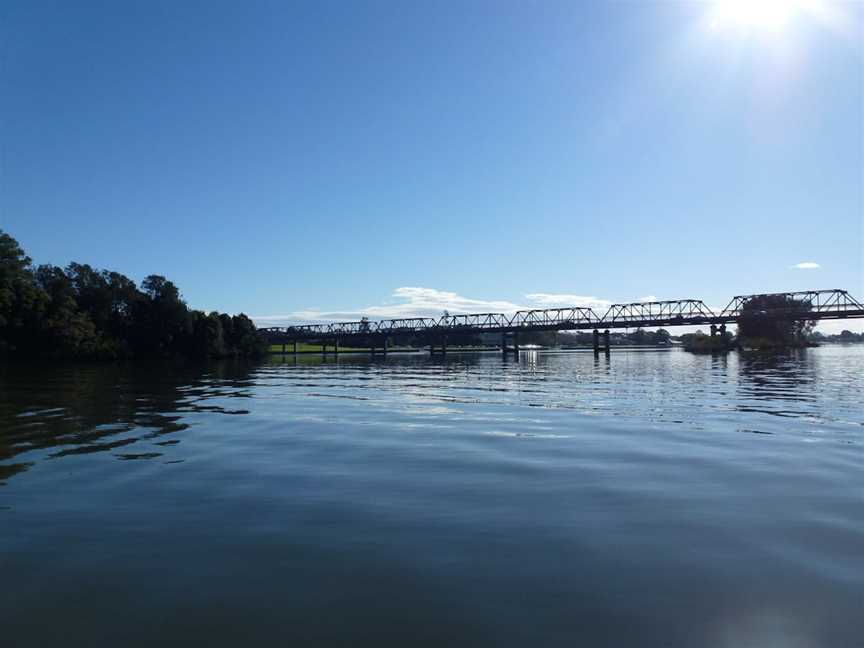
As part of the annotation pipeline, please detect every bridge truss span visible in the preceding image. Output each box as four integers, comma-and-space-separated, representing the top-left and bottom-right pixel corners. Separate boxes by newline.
509, 307, 600, 331
439, 313, 511, 330
260, 288, 864, 348
719, 289, 864, 320
601, 299, 717, 327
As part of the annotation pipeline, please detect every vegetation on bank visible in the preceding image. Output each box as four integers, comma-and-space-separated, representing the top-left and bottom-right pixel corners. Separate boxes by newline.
679, 331, 735, 353
269, 343, 369, 353
525, 329, 673, 347
1, 230, 266, 360
811, 330, 864, 343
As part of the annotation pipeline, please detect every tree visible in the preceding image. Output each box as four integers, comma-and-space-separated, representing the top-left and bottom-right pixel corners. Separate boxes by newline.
0, 230, 266, 360
628, 328, 649, 344
34, 264, 103, 357
135, 275, 189, 355
736, 294, 815, 347
652, 329, 671, 344
0, 231, 49, 353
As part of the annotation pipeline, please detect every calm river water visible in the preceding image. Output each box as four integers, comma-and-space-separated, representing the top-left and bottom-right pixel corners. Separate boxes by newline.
1, 347, 862, 647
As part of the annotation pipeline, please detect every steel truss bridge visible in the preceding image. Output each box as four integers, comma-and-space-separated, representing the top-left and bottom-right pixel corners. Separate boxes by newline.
260, 289, 864, 354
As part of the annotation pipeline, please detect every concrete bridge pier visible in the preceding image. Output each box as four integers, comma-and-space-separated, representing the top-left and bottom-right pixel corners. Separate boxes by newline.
372, 337, 388, 356
430, 336, 448, 356
595, 329, 610, 353
334, 339, 339, 355
501, 332, 520, 356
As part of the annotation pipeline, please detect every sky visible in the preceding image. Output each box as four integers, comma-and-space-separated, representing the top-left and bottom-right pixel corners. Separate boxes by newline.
2, 1, 862, 332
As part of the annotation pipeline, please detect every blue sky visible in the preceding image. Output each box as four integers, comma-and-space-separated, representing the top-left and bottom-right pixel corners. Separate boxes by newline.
2, 1, 862, 331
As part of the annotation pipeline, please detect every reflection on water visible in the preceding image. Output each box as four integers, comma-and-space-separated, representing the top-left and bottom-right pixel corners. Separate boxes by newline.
0, 347, 862, 647
0, 363, 255, 481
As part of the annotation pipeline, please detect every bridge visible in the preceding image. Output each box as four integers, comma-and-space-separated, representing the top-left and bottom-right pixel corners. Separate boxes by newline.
260, 289, 864, 355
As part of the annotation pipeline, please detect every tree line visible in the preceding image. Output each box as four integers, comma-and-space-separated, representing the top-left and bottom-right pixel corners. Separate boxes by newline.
0, 230, 266, 360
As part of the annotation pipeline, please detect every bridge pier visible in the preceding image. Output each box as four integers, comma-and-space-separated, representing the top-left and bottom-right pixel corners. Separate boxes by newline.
334, 339, 339, 355
370, 337, 388, 356
501, 332, 520, 356
595, 329, 610, 354
293, 340, 297, 355
429, 336, 447, 356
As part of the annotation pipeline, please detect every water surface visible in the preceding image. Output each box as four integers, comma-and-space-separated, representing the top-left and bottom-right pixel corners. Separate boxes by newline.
1, 347, 862, 646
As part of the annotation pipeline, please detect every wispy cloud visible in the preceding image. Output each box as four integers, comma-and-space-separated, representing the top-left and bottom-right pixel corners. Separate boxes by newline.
254, 287, 614, 326
638, 295, 658, 302
790, 261, 820, 269
523, 293, 612, 309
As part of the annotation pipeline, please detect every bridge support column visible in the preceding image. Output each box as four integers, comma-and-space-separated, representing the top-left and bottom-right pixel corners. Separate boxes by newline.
322, 342, 327, 357
441, 337, 447, 356
383, 338, 388, 355
292, 340, 297, 355
710, 324, 717, 337
334, 339, 339, 355
603, 329, 611, 353
513, 333, 520, 355
719, 324, 726, 336
281, 342, 286, 354
593, 329, 600, 353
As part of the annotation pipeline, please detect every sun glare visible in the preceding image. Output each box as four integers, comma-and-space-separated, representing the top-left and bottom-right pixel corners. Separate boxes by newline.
709, 0, 817, 31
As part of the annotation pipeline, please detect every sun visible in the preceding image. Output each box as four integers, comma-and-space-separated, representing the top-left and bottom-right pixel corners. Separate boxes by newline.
709, 0, 812, 31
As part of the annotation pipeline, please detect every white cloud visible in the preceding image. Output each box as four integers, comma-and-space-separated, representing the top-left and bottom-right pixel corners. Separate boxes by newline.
524, 293, 612, 309
638, 295, 657, 302
790, 262, 820, 269
254, 287, 614, 326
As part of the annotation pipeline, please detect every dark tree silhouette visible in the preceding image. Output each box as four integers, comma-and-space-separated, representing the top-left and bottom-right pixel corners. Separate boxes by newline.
737, 294, 816, 347
0, 229, 266, 360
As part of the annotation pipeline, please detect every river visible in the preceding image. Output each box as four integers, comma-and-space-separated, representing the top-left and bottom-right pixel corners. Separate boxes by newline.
1, 346, 861, 646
